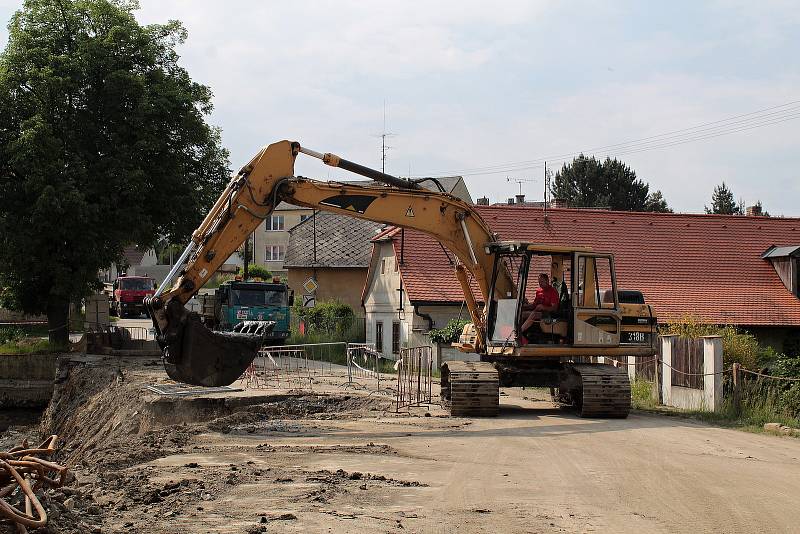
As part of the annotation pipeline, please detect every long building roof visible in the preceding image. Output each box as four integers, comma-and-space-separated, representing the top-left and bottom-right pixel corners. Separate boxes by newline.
373, 207, 800, 326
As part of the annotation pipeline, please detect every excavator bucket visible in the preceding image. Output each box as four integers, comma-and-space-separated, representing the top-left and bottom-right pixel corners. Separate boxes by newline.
156, 300, 273, 387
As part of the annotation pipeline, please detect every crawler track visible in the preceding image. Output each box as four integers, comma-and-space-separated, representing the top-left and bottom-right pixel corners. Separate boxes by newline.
569, 363, 631, 418
441, 361, 499, 417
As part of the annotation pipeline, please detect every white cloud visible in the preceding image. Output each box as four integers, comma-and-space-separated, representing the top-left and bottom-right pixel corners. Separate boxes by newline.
0, 1, 798, 215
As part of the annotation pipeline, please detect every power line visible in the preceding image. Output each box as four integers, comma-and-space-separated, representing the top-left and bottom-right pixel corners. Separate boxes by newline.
411, 99, 800, 177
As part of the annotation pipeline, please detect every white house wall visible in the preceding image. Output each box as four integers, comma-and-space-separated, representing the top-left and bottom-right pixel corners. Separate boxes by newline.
363, 242, 408, 359
364, 241, 474, 363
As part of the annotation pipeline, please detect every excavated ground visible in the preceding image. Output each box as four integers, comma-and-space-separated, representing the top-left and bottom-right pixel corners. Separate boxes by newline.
3, 355, 800, 533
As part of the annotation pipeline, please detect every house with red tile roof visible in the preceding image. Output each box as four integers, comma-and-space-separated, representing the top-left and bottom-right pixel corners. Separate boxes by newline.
361, 206, 800, 360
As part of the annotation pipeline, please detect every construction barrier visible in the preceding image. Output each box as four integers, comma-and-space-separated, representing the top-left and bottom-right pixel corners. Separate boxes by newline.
394, 346, 434, 412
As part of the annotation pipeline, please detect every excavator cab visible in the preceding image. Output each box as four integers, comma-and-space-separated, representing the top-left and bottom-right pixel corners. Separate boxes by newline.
485, 243, 630, 349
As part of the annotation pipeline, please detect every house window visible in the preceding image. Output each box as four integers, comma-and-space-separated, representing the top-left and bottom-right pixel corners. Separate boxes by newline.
392, 322, 400, 354
267, 215, 284, 231
266, 245, 285, 261
381, 259, 385, 275
375, 321, 383, 353
300, 214, 311, 223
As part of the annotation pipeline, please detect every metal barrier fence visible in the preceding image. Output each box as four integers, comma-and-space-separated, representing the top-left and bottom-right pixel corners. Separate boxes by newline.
345, 343, 397, 395
394, 346, 434, 412
240, 342, 397, 393
241, 342, 347, 390
84, 323, 154, 351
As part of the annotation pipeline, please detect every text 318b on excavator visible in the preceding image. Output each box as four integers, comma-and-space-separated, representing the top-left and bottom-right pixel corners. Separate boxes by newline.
145, 140, 658, 418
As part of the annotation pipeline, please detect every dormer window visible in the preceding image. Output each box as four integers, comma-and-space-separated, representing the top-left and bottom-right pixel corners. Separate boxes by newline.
762, 246, 800, 297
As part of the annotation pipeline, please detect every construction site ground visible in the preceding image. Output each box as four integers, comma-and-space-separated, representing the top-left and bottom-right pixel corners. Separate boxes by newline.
3, 354, 800, 534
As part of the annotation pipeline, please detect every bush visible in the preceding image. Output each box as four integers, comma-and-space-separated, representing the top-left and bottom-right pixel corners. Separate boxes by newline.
286, 301, 365, 360
0, 327, 25, 344
246, 264, 272, 281
779, 384, 800, 419
294, 300, 355, 335
772, 352, 800, 378
427, 319, 469, 344
661, 316, 760, 369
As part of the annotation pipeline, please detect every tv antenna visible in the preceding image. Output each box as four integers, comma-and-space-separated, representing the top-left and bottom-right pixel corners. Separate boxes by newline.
506, 176, 537, 196
371, 100, 396, 173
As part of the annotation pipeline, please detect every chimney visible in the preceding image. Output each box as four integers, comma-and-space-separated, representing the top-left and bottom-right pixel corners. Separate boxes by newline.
515, 194, 525, 204
746, 205, 762, 217
477, 196, 489, 206
550, 198, 568, 209
507, 198, 514, 205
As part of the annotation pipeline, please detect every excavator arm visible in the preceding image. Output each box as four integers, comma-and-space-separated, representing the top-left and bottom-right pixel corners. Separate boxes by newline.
147, 140, 514, 386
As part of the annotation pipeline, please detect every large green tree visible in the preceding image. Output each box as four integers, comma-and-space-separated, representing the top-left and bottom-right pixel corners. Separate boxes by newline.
704, 182, 741, 215
550, 154, 671, 212
0, 0, 230, 344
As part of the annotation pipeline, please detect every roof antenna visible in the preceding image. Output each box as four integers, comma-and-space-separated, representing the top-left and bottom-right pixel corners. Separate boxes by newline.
372, 99, 396, 175
544, 162, 553, 225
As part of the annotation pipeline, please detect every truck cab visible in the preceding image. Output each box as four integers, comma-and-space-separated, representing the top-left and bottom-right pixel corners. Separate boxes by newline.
111, 275, 156, 318
202, 280, 292, 344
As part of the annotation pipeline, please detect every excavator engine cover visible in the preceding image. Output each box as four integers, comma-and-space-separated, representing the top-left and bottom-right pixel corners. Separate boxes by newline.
158, 300, 272, 386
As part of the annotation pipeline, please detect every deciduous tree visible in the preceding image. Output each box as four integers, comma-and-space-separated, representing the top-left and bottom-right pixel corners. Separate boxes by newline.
0, 0, 229, 344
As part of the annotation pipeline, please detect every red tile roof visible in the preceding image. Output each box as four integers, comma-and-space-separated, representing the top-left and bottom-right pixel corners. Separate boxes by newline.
387, 228, 482, 304
377, 207, 800, 326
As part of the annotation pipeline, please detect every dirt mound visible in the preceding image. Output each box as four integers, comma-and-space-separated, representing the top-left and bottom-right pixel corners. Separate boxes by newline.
40, 359, 155, 470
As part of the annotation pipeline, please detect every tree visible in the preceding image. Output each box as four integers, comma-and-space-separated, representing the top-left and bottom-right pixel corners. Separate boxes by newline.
644, 190, 672, 213
550, 155, 671, 212
0, 0, 230, 345
753, 200, 771, 217
704, 182, 741, 215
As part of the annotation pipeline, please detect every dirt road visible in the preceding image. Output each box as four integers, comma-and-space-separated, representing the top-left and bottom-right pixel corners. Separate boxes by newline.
148, 397, 800, 533
7, 358, 800, 533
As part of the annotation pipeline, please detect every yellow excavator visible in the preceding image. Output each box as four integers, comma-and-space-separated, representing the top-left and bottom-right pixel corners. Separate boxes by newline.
145, 140, 658, 418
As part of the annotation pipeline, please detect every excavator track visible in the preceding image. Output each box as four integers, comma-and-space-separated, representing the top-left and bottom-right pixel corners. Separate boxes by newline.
441, 361, 499, 417
567, 364, 631, 418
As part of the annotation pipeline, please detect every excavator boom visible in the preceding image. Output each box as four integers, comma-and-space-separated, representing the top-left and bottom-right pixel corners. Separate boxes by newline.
146, 141, 513, 386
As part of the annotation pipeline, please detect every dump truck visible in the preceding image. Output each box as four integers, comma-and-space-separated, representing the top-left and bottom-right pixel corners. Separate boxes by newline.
146, 141, 658, 418
110, 275, 156, 318
197, 279, 291, 345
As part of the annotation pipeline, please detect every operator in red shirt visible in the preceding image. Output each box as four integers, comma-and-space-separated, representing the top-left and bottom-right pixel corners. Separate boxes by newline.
519, 273, 560, 337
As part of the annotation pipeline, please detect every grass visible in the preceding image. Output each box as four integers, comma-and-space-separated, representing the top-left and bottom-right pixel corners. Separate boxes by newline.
630, 378, 800, 436
0, 326, 65, 355
0, 339, 62, 355
631, 379, 659, 410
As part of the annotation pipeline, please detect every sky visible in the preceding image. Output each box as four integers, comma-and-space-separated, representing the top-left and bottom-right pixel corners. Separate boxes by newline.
1, 1, 799, 215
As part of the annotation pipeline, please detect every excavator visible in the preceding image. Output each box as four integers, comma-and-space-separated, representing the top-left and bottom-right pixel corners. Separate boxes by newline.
145, 140, 658, 418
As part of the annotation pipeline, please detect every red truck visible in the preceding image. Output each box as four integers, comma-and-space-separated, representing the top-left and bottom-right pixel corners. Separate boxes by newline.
110, 276, 156, 318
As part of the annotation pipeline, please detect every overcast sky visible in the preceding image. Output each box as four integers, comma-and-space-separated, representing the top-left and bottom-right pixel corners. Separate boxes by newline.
1, 1, 798, 215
